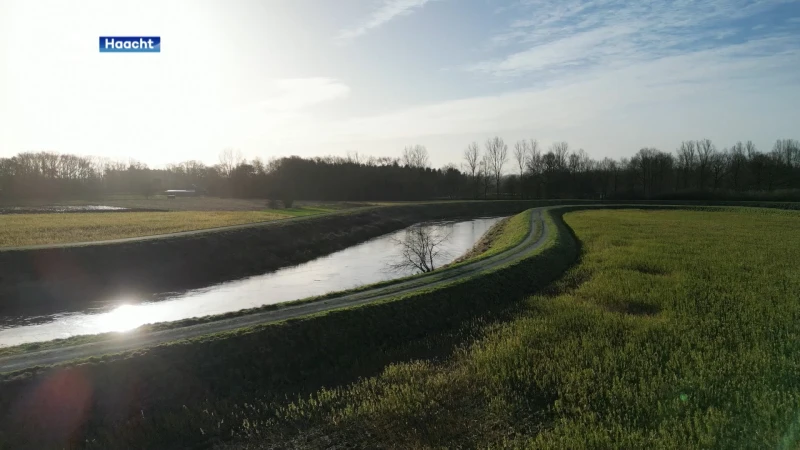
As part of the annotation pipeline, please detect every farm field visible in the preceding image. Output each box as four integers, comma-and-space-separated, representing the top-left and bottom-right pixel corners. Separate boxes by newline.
236, 208, 800, 448
0, 195, 375, 212
0, 210, 295, 247
0, 196, 378, 247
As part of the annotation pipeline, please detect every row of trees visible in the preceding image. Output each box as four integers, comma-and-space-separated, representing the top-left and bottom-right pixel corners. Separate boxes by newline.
462, 137, 800, 200
1, 138, 798, 202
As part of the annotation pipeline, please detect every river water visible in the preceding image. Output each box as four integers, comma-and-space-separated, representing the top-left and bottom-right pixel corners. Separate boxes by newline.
0, 216, 504, 347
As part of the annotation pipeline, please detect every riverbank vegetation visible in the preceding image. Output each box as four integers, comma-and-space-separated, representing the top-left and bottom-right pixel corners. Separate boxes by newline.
452, 209, 532, 264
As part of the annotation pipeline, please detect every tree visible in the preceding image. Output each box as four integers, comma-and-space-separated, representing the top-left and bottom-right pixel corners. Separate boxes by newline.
480, 155, 491, 198
525, 140, 541, 173
729, 142, 747, 191
386, 224, 452, 274
512, 141, 529, 199
441, 164, 461, 199
218, 148, 244, 178
402, 145, 429, 168
485, 136, 508, 197
463, 142, 480, 198
710, 151, 728, 190
697, 138, 716, 190
773, 139, 800, 168
677, 140, 697, 189
551, 142, 569, 170
513, 140, 528, 176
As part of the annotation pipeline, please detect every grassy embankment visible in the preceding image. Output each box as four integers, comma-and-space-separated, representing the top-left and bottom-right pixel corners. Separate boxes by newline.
231, 207, 799, 449
0, 209, 573, 449
451, 210, 532, 263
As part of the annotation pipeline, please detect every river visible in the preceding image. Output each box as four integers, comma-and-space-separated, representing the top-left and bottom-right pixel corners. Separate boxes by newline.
0, 216, 504, 346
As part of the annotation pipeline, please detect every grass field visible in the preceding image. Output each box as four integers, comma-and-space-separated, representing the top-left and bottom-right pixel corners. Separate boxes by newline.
0, 197, 375, 246
239, 207, 800, 448
0, 195, 375, 212
0, 211, 297, 247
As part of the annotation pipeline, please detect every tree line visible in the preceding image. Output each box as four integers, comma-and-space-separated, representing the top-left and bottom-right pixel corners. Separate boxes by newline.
1, 138, 798, 202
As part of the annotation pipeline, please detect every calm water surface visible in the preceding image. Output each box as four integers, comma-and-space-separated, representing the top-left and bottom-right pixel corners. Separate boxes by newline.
0, 216, 504, 346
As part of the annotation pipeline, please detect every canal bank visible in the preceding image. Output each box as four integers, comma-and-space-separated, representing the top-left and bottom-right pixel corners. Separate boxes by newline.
0, 200, 587, 314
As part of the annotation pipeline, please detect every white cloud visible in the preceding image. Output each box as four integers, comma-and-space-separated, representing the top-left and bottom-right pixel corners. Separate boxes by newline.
337, 0, 433, 41
264, 36, 799, 159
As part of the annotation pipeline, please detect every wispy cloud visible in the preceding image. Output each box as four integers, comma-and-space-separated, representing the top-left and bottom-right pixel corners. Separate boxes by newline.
260, 34, 799, 157
337, 0, 433, 41
471, 0, 798, 78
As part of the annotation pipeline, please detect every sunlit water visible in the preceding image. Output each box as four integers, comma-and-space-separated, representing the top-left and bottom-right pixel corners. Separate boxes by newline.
0, 217, 504, 347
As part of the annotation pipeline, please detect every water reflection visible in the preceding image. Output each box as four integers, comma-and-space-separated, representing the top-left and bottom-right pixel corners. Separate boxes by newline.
0, 217, 504, 346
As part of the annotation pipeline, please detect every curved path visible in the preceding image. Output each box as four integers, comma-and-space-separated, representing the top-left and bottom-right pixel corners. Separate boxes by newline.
0, 208, 552, 373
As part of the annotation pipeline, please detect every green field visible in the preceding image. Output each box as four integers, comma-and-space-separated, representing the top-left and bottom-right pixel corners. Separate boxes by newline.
244, 208, 800, 448
0, 211, 297, 247
4, 206, 800, 449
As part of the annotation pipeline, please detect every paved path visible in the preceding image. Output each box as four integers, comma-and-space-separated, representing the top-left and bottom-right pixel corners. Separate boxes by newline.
0, 208, 551, 372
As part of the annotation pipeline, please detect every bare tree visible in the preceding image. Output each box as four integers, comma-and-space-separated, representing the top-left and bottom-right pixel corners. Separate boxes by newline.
727, 142, 746, 191
480, 154, 491, 198
677, 140, 697, 189
464, 142, 479, 176
219, 148, 244, 178
710, 150, 728, 190
696, 138, 716, 190
525, 139, 541, 173
463, 142, 480, 198
568, 148, 591, 174
551, 142, 570, 170
402, 145, 429, 168
346, 151, 363, 165
513, 140, 528, 176
485, 136, 508, 197
773, 139, 800, 168
386, 224, 452, 274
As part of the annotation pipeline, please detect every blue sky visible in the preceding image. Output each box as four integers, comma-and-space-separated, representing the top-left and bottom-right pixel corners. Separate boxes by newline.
1, 0, 799, 168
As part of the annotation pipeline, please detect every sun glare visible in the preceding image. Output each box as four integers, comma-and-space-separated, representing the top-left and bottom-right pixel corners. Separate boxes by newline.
100, 303, 153, 333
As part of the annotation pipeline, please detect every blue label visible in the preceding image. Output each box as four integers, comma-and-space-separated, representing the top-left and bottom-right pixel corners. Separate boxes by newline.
99, 36, 160, 53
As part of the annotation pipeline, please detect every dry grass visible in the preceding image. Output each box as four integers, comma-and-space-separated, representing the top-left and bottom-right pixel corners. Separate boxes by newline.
1, 195, 376, 212
0, 211, 293, 247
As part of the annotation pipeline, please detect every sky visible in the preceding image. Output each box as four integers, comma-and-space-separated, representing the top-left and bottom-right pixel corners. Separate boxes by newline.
1, 0, 799, 169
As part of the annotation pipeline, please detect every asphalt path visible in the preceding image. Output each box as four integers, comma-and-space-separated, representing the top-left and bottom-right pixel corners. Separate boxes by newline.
0, 208, 551, 372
